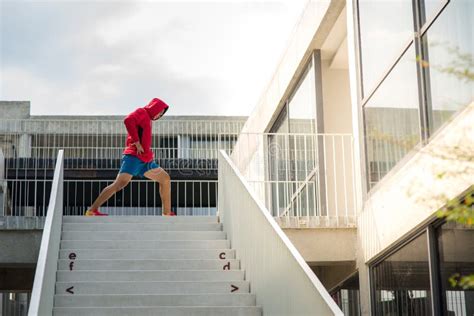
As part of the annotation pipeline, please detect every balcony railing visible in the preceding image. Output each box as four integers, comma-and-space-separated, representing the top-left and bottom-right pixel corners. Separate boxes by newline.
0, 178, 217, 224
220, 132, 357, 228
0, 118, 241, 172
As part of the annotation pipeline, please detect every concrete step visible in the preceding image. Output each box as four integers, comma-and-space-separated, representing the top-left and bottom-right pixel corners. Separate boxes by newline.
57, 270, 245, 282
62, 223, 222, 232
58, 259, 240, 271
62, 231, 226, 241
53, 306, 262, 316
55, 281, 250, 295
54, 293, 256, 307
60, 239, 230, 250
63, 216, 218, 224
59, 249, 235, 260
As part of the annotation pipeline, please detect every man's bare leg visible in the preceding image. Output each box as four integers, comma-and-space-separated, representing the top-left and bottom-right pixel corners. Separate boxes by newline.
85, 173, 133, 214
144, 167, 172, 215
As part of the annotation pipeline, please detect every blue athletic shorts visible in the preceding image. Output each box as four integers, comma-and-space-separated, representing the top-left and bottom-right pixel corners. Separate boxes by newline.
119, 154, 160, 178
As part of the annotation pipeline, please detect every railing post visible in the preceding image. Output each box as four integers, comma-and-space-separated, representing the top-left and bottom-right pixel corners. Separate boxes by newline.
0, 149, 4, 217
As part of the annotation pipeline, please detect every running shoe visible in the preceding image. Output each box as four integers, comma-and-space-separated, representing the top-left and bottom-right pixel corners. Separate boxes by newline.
84, 209, 108, 216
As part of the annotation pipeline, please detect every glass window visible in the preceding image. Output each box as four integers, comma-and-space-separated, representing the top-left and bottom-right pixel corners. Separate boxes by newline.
364, 44, 420, 188
437, 222, 474, 315
372, 232, 432, 315
287, 59, 317, 184
358, 0, 414, 96
421, 0, 448, 26
288, 63, 316, 134
331, 273, 361, 316
421, 0, 473, 134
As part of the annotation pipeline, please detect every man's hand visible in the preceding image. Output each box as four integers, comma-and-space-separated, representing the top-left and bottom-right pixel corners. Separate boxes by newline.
134, 142, 144, 155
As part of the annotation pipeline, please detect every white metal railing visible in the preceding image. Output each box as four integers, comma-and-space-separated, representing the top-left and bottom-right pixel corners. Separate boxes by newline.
0, 148, 4, 217
0, 179, 218, 218
28, 150, 64, 316
0, 119, 241, 171
218, 150, 343, 315
220, 133, 356, 228
0, 148, 4, 180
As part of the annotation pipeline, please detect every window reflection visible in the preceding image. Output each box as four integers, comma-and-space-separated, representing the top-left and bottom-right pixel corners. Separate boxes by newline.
421, 0, 448, 26
372, 232, 432, 315
364, 44, 420, 188
421, 0, 473, 135
288, 63, 316, 134
437, 222, 474, 316
331, 273, 361, 316
358, 0, 414, 96
269, 58, 320, 217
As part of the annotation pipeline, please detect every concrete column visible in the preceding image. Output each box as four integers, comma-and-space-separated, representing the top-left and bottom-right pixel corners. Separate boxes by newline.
0, 149, 5, 217
180, 135, 190, 159
356, 232, 372, 316
18, 134, 32, 158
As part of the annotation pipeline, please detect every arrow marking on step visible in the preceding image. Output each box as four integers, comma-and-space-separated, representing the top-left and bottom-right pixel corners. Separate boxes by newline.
66, 286, 74, 294
231, 285, 239, 293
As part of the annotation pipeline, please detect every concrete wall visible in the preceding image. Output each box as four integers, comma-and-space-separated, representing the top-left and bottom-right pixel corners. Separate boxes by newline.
0, 101, 31, 119
311, 263, 356, 291
284, 228, 356, 263
0, 230, 42, 265
321, 60, 352, 134
0, 117, 246, 135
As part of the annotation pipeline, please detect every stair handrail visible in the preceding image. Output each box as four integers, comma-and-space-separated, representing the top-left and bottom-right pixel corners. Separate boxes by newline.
218, 149, 343, 315
28, 150, 64, 316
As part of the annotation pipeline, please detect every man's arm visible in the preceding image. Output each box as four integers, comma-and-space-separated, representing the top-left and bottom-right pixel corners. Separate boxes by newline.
124, 110, 145, 155
124, 110, 140, 144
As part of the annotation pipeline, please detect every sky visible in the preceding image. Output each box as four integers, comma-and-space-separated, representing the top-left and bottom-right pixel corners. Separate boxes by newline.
0, 0, 308, 116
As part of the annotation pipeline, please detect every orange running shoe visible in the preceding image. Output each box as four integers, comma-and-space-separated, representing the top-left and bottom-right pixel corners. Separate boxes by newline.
85, 209, 108, 216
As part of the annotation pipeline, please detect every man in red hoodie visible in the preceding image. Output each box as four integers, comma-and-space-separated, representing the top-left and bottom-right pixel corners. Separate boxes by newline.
85, 98, 175, 216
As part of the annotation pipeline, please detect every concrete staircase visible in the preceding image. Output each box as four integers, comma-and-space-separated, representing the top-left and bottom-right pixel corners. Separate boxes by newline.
53, 216, 262, 316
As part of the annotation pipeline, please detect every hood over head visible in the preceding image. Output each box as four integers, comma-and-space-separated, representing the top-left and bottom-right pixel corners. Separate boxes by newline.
144, 98, 169, 120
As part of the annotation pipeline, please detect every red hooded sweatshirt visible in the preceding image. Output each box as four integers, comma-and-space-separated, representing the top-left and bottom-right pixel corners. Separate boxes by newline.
123, 98, 169, 162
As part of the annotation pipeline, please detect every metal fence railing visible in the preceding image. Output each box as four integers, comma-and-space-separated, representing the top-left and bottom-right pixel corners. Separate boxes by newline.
220, 133, 356, 228
0, 118, 235, 220
0, 119, 241, 172
1, 179, 217, 218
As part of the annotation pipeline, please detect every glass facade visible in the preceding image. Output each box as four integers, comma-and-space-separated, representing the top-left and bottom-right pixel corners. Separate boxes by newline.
371, 217, 474, 316
421, 0, 473, 134
331, 273, 361, 316
357, 0, 473, 188
1, 292, 30, 316
268, 55, 320, 217
437, 222, 474, 315
421, 0, 448, 26
372, 232, 432, 315
288, 62, 316, 134
358, 0, 414, 96
364, 44, 420, 188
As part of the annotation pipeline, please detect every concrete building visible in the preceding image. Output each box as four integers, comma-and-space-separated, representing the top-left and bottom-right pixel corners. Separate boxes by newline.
228, 0, 473, 315
1, 0, 473, 315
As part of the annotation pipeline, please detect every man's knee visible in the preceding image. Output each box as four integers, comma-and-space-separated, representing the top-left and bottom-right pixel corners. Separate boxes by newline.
113, 179, 129, 191
160, 171, 171, 184
154, 169, 170, 184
